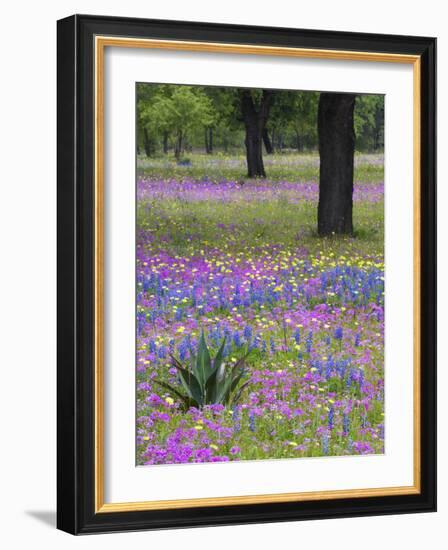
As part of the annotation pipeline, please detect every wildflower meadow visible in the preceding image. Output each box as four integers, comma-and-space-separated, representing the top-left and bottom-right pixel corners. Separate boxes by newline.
136, 84, 384, 466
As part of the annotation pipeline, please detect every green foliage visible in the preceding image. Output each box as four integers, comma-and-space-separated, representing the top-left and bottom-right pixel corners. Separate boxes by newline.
154, 332, 250, 410
136, 83, 385, 159
266, 91, 319, 152
138, 84, 216, 157
288, 92, 319, 150
354, 95, 384, 151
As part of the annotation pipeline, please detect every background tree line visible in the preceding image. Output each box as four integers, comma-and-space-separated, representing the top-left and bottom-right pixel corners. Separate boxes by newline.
137, 84, 384, 237
137, 84, 384, 160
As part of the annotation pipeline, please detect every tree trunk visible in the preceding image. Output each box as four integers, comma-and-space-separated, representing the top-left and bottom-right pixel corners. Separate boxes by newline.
317, 92, 356, 236
174, 131, 183, 159
262, 128, 273, 154
240, 90, 274, 178
208, 127, 213, 153
245, 128, 264, 177
204, 128, 214, 154
278, 132, 284, 153
143, 128, 151, 157
163, 132, 168, 154
204, 128, 210, 153
295, 130, 302, 152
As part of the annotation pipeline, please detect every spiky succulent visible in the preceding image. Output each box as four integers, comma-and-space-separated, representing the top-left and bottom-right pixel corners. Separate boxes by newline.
154, 332, 250, 410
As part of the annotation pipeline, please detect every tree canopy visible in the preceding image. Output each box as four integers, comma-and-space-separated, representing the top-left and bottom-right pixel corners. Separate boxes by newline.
137, 83, 384, 160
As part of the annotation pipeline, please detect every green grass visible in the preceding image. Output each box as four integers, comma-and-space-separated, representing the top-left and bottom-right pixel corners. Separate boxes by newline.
137, 189, 384, 259
137, 151, 384, 183
136, 152, 385, 464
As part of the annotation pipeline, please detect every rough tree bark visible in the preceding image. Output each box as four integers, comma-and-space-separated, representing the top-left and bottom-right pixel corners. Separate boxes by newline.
318, 92, 356, 236
295, 130, 302, 152
240, 90, 274, 178
143, 128, 152, 157
163, 132, 168, 154
204, 127, 213, 154
208, 127, 213, 153
174, 130, 183, 159
204, 128, 210, 154
278, 132, 284, 153
271, 129, 276, 153
262, 128, 273, 154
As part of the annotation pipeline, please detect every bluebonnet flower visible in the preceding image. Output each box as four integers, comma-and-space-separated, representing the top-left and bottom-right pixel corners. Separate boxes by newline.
343, 413, 350, 436
249, 411, 256, 432
361, 413, 367, 428
232, 405, 241, 433
178, 339, 189, 361
233, 331, 242, 347
175, 308, 183, 321
136, 311, 146, 335
306, 331, 313, 353
346, 368, 355, 389
148, 339, 157, 353
142, 277, 151, 292
359, 369, 365, 389
322, 433, 329, 455
328, 407, 334, 430
243, 325, 253, 341
261, 340, 267, 354
325, 356, 334, 380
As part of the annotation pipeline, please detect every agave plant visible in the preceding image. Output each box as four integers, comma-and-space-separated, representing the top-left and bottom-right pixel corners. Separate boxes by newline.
154, 332, 250, 410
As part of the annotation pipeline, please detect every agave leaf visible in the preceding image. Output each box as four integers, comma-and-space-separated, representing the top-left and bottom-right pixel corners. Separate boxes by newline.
216, 362, 226, 384
230, 370, 246, 392
224, 371, 246, 405
169, 354, 203, 406
230, 379, 251, 406
211, 337, 226, 374
164, 334, 251, 409
226, 351, 250, 385
204, 363, 224, 403
207, 361, 226, 404
194, 331, 212, 388
169, 353, 185, 372
214, 350, 249, 405
176, 366, 203, 407
230, 349, 251, 372
169, 353, 182, 367
152, 379, 194, 409
215, 374, 236, 405
152, 379, 186, 402
203, 338, 227, 403
217, 361, 229, 396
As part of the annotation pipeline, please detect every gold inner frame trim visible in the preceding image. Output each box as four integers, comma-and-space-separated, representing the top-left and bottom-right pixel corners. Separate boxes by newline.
94, 35, 421, 513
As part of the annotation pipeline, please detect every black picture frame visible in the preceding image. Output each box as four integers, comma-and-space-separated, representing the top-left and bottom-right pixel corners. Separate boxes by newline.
57, 14, 436, 535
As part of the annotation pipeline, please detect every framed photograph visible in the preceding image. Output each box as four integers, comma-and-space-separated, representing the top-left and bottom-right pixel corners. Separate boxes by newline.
57, 14, 436, 534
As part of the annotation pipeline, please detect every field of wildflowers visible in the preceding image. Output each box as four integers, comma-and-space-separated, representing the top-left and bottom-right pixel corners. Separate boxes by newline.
136, 153, 385, 465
